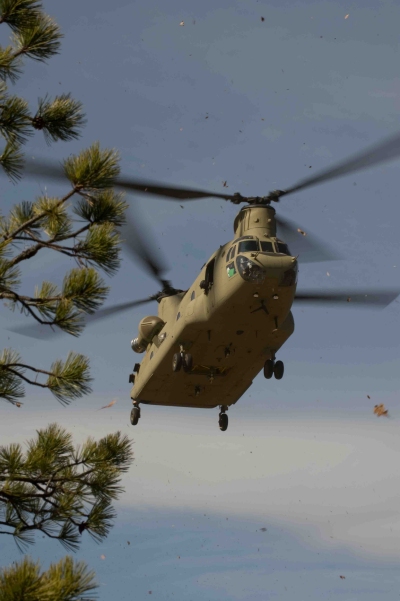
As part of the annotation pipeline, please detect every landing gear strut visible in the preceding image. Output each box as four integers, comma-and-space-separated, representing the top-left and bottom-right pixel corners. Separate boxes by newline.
264, 354, 285, 380
218, 406, 228, 431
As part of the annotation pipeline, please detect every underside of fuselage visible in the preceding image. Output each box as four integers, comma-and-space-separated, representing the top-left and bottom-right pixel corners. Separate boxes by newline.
130, 259, 296, 409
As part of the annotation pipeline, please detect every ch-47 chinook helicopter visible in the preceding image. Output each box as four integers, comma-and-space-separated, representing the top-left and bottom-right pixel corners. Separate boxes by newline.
14, 133, 400, 430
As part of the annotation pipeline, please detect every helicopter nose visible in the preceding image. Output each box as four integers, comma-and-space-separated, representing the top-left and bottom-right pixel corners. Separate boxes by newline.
260, 254, 298, 286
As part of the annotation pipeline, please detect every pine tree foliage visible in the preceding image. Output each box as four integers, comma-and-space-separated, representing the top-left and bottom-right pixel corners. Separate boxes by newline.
0, 0, 84, 178
0, 555, 98, 601
0, 1, 129, 406
0, 423, 133, 551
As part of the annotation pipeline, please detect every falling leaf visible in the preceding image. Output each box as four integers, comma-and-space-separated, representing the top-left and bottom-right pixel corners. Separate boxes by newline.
339, 575, 346, 579
297, 228, 307, 236
344, 14, 349, 19
97, 398, 117, 411
100, 555, 106, 560
179, 21, 184, 26
373, 404, 389, 417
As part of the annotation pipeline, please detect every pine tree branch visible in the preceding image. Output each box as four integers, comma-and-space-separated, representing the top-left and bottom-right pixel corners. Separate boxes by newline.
3, 366, 48, 388
3, 188, 76, 240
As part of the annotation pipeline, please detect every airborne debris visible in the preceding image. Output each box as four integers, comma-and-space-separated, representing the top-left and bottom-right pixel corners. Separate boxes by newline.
374, 404, 389, 417
97, 398, 117, 411
326, 272, 330, 276
179, 21, 184, 26
260, 527, 267, 532
100, 555, 106, 560
339, 575, 346, 579
261, 16, 265, 21
223, 181, 228, 187
297, 228, 307, 236
344, 14, 349, 19
367, 395, 371, 399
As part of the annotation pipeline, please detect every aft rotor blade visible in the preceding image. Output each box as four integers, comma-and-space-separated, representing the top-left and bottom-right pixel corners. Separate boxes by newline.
294, 289, 400, 308
21, 158, 238, 201
121, 213, 168, 287
275, 215, 340, 263
9, 298, 153, 339
280, 132, 400, 198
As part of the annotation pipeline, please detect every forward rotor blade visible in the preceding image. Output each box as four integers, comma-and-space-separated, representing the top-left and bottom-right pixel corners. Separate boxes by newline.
114, 176, 238, 201
294, 289, 400, 308
21, 158, 238, 202
275, 215, 340, 263
280, 132, 400, 198
9, 298, 154, 339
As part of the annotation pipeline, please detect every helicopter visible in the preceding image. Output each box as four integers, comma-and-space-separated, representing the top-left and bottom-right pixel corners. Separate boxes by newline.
12, 133, 400, 431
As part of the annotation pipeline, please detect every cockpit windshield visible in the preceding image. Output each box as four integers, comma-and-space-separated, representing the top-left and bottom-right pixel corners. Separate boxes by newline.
276, 242, 291, 255
238, 240, 258, 253
260, 241, 274, 252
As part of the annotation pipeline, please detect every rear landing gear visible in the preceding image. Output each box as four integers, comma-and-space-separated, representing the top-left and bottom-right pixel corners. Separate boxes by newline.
218, 406, 228, 431
130, 404, 141, 426
264, 356, 285, 380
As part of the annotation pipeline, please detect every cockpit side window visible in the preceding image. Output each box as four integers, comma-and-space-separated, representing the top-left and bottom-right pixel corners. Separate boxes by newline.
276, 242, 291, 255
260, 241, 274, 252
238, 240, 258, 253
226, 245, 236, 261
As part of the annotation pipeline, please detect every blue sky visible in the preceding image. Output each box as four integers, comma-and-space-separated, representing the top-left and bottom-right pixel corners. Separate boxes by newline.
1, 0, 400, 599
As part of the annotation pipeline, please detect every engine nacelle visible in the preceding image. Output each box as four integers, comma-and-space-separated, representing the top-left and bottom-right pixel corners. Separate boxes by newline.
131, 315, 165, 353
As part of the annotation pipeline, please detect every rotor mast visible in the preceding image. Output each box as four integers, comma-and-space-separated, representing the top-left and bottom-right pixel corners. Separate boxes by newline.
233, 204, 277, 238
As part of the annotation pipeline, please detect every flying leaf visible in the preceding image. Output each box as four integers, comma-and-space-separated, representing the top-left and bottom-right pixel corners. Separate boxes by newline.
97, 398, 117, 411
373, 404, 389, 417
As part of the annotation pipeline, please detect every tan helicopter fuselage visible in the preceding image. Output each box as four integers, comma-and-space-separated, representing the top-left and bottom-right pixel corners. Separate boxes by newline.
130, 205, 298, 409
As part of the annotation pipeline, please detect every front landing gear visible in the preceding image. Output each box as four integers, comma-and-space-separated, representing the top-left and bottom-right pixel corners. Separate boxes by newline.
172, 351, 193, 372
130, 403, 141, 426
218, 406, 228, 432
264, 355, 285, 380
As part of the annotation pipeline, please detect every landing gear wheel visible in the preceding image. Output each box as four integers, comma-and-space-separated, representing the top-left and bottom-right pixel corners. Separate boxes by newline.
219, 413, 228, 432
172, 353, 182, 372
130, 407, 140, 426
182, 353, 193, 372
264, 359, 274, 379
274, 360, 284, 380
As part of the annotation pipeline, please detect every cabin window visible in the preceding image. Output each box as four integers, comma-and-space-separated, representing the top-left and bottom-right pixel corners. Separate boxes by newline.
190, 290, 195, 301
276, 242, 291, 255
260, 241, 274, 252
238, 240, 258, 253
